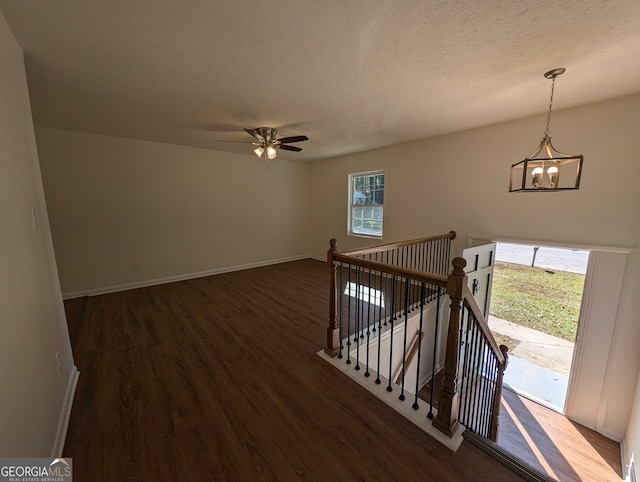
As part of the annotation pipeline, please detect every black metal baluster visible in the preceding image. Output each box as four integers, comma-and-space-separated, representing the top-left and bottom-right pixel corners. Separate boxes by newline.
375, 270, 384, 385
463, 317, 477, 431
346, 263, 352, 365
399, 280, 410, 401
384, 262, 389, 326
486, 345, 499, 438
482, 340, 494, 438
355, 267, 361, 371
359, 265, 366, 340
413, 283, 426, 410
372, 268, 378, 334
477, 330, 490, 436
476, 336, 490, 436
364, 268, 372, 377
461, 306, 474, 428
387, 275, 397, 392
428, 287, 442, 419
488, 355, 499, 437
338, 261, 344, 359
481, 348, 496, 437
469, 319, 484, 433
354, 266, 360, 342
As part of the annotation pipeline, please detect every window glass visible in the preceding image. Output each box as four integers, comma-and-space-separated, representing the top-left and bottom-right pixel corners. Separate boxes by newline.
348, 171, 384, 238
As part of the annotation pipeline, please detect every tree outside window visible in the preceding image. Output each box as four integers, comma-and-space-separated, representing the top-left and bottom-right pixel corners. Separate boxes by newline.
349, 171, 384, 238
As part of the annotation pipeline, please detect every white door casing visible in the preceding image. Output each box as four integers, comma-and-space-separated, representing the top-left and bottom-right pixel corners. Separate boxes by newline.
467, 235, 631, 439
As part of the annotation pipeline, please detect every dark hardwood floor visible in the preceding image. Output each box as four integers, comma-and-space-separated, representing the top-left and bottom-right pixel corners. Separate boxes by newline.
64, 258, 523, 481
498, 388, 622, 481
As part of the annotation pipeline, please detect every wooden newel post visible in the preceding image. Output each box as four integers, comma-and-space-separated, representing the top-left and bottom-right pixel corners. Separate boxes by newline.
490, 345, 509, 441
433, 256, 467, 437
325, 239, 340, 357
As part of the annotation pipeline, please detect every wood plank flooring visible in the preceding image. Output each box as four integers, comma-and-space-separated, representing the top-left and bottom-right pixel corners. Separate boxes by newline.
498, 387, 622, 481
64, 259, 523, 481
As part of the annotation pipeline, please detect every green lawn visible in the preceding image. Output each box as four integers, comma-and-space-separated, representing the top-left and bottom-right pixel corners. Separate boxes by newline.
489, 261, 585, 342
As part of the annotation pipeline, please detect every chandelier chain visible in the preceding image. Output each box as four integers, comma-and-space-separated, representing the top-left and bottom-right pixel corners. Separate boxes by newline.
544, 76, 556, 138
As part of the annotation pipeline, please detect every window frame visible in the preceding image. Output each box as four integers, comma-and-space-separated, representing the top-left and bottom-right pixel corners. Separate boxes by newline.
347, 170, 385, 239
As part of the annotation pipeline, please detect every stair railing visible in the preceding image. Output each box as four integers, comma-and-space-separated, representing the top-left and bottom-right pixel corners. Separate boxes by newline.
326, 233, 508, 442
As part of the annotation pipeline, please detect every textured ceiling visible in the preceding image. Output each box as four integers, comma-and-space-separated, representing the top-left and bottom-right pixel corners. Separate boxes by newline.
1, 0, 640, 161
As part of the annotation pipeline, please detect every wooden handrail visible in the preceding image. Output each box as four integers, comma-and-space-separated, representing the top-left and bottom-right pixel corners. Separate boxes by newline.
339, 231, 456, 257
462, 286, 506, 366
395, 330, 425, 385
332, 253, 448, 288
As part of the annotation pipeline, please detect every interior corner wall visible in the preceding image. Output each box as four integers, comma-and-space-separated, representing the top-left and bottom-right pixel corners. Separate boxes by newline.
35, 127, 311, 297
308, 93, 640, 440
0, 12, 75, 456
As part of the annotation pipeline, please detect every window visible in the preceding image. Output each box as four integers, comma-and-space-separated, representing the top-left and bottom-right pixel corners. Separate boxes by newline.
348, 171, 384, 238
344, 282, 385, 307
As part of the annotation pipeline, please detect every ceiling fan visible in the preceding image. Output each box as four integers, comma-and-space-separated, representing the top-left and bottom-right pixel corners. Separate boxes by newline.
221, 127, 309, 165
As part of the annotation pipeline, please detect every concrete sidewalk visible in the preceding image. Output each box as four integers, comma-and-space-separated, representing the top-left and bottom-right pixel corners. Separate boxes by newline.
489, 315, 573, 410
488, 315, 574, 376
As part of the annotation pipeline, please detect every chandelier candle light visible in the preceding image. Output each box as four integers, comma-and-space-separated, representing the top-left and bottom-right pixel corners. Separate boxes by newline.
509, 68, 584, 192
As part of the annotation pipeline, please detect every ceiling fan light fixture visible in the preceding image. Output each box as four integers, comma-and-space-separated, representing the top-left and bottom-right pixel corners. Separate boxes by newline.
509, 68, 583, 192
253, 146, 264, 158
266, 145, 277, 159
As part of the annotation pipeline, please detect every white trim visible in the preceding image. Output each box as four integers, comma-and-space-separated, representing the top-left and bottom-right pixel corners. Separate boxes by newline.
467, 234, 634, 254
598, 427, 623, 443
62, 255, 313, 299
468, 233, 632, 440
621, 440, 635, 482
317, 350, 464, 451
51, 366, 79, 457
308, 254, 326, 262
347, 169, 385, 239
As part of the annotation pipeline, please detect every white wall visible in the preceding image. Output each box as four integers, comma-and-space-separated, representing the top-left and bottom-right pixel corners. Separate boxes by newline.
309, 94, 640, 442
0, 12, 76, 456
624, 372, 640, 481
36, 128, 311, 296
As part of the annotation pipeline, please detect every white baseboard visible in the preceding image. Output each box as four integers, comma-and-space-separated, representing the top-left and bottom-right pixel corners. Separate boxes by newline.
599, 427, 623, 443
51, 366, 79, 457
63, 254, 321, 299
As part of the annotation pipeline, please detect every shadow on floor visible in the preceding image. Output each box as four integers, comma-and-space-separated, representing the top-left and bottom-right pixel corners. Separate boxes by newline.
498, 388, 622, 481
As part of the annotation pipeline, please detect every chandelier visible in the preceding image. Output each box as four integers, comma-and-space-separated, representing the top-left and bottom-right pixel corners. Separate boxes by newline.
509, 68, 583, 192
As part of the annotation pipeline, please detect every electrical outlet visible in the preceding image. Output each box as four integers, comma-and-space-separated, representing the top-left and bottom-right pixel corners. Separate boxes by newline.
55, 351, 62, 374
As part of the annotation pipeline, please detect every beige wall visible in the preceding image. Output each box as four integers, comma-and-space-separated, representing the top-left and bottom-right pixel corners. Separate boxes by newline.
309, 94, 640, 442
0, 12, 75, 456
36, 128, 311, 296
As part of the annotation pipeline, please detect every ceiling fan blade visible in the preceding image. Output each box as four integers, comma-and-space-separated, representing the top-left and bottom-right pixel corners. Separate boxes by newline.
244, 128, 263, 141
278, 135, 309, 143
278, 144, 303, 152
